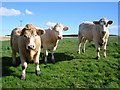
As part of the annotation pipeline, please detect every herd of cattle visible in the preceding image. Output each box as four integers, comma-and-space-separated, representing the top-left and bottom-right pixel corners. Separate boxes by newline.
10, 18, 113, 80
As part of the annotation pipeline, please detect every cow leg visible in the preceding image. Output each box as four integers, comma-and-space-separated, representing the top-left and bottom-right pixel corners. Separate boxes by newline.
95, 44, 100, 60
51, 51, 55, 64
34, 50, 40, 76
21, 61, 27, 80
82, 38, 87, 53
51, 46, 57, 64
102, 43, 107, 57
20, 54, 27, 80
12, 50, 16, 65
44, 49, 48, 65
77, 36, 82, 54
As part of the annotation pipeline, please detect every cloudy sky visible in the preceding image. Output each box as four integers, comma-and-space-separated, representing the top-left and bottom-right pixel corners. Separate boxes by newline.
0, 2, 119, 36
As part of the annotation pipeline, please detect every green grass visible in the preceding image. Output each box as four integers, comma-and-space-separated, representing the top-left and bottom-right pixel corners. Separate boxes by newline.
1, 37, 120, 88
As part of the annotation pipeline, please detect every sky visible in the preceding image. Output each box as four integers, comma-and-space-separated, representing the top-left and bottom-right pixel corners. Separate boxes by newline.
0, 2, 119, 36
1, 0, 120, 2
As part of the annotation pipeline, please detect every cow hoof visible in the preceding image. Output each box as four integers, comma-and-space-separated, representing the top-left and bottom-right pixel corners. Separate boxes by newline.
11, 62, 17, 66
103, 56, 106, 58
36, 70, 40, 76
21, 75, 25, 80
82, 49, 85, 53
52, 59, 55, 64
44, 61, 47, 65
95, 56, 100, 60
52, 62, 55, 64
77, 51, 80, 54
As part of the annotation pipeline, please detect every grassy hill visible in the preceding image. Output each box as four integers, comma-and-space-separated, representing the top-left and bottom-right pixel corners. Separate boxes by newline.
1, 37, 119, 88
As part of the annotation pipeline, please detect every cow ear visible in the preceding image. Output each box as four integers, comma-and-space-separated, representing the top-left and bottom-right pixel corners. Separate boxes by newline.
20, 28, 26, 36
93, 21, 100, 24
63, 27, 69, 31
50, 26, 55, 30
16, 30, 22, 36
108, 20, 113, 25
37, 29, 45, 36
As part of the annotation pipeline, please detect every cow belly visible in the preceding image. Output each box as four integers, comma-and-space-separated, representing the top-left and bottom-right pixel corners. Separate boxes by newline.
12, 45, 19, 53
47, 44, 56, 51
81, 29, 93, 41
82, 34, 93, 41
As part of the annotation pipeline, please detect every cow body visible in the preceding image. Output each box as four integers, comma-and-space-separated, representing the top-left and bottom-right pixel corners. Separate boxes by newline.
40, 23, 69, 64
77, 18, 113, 59
11, 27, 24, 63
11, 24, 45, 80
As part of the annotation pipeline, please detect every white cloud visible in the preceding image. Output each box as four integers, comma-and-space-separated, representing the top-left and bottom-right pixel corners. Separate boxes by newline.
109, 25, 120, 29
25, 9, 33, 15
45, 22, 56, 26
0, 7, 22, 16
39, 22, 56, 27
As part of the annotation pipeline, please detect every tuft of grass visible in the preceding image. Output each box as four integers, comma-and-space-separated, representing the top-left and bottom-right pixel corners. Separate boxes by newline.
1, 37, 119, 88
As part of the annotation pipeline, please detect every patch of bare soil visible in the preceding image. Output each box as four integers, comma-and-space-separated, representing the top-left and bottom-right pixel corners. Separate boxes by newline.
0, 36, 11, 41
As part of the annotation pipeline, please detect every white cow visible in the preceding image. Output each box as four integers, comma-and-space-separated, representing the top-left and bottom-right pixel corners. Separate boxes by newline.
40, 23, 69, 64
77, 18, 113, 59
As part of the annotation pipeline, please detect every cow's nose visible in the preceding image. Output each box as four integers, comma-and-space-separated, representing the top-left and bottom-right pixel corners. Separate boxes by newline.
58, 36, 63, 39
28, 45, 35, 49
102, 31, 106, 34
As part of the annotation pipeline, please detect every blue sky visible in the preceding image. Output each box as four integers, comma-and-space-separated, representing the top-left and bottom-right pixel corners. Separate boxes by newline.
1, 2, 118, 36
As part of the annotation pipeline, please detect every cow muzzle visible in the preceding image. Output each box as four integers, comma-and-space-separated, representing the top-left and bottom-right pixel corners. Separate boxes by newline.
27, 45, 36, 50
102, 31, 106, 34
58, 36, 63, 39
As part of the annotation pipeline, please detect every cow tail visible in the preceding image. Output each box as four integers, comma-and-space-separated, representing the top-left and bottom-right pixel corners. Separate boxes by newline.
10, 30, 14, 47
78, 24, 82, 38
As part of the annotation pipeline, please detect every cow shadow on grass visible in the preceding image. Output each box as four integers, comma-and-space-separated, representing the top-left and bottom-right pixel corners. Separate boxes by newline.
2, 57, 21, 77
40, 52, 75, 64
2, 53, 74, 77
2, 56, 37, 77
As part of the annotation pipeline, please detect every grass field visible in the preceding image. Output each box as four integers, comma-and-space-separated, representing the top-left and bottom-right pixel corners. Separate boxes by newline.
1, 37, 120, 88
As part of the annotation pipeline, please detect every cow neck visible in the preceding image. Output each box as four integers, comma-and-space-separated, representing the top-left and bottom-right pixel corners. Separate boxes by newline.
99, 26, 107, 40
27, 50, 36, 61
97, 26, 108, 46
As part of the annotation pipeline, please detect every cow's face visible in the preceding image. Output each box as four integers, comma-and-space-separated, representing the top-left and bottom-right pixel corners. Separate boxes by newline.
21, 24, 45, 50
51, 23, 69, 39
93, 18, 113, 36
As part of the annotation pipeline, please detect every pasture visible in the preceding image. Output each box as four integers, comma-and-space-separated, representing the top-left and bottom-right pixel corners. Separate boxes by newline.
1, 37, 120, 88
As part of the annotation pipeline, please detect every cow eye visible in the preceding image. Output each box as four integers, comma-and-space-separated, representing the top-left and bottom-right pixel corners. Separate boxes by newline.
104, 22, 107, 25
23, 35, 27, 38
106, 24, 108, 27
55, 30, 59, 32
34, 35, 37, 37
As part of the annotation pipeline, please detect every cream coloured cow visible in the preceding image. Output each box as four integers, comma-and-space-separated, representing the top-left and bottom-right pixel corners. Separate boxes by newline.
11, 24, 45, 80
40, 23, 69, 64
77, 18, 113, 59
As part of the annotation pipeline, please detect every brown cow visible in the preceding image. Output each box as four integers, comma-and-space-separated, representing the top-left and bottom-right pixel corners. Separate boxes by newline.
11, 24, 45, 80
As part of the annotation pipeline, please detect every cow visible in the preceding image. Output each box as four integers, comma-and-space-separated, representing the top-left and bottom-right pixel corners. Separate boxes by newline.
10, 24, 45, 80
40, 23, 69, 64
77, 18, 113, 59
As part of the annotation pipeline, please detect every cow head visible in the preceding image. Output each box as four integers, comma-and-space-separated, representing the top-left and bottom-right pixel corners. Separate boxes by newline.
20, 24, 45, 50
93, 18, 113, 36
50, 23, 69, 39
